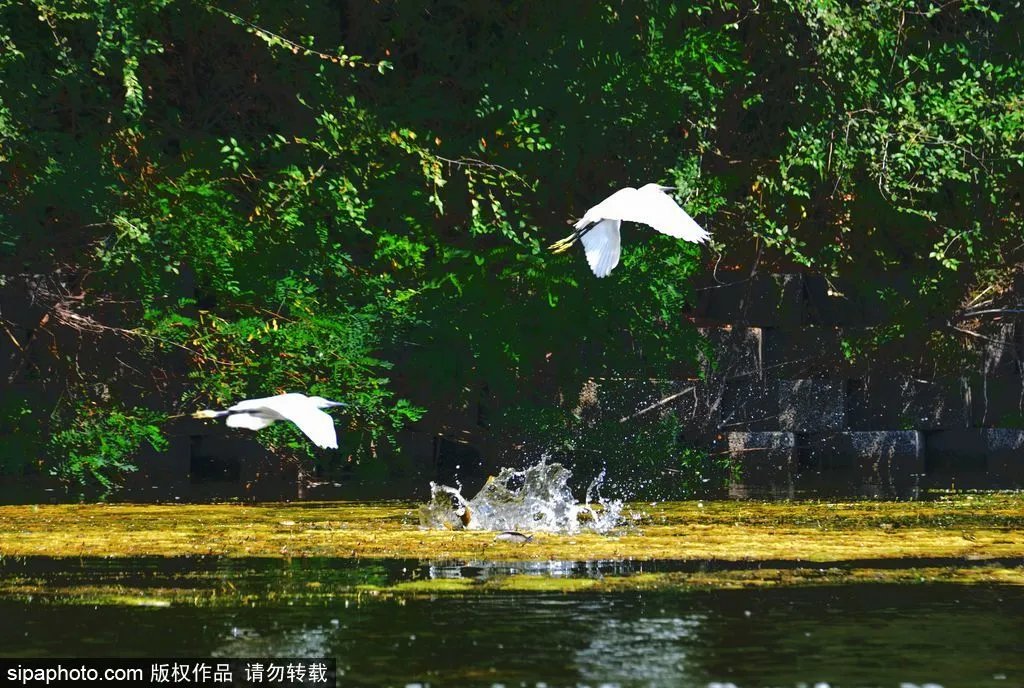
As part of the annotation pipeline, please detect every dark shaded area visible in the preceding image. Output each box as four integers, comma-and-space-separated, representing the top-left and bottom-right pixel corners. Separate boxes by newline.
5, 554, 1024, 587
0, 576, 1021, 687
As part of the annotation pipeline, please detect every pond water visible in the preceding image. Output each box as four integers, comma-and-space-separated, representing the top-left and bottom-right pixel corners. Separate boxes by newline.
1, 557, 1022, 688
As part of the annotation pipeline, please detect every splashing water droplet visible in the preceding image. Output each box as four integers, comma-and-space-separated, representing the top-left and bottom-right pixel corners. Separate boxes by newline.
419, 460, 625, 534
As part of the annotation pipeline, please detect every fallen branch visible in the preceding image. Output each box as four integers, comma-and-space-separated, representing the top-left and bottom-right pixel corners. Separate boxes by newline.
619, 386, 695, 423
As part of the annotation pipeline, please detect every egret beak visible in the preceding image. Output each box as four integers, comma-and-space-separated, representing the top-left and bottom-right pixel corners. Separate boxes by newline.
323, 401, 347, 408
657, 185, 677, 191
192, 410, 219, 420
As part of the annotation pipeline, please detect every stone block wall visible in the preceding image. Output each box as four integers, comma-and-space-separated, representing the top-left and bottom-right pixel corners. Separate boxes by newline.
694, 273, 1024, 497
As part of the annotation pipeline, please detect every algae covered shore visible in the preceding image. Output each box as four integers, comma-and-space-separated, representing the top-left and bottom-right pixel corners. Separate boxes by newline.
1, 494, 1023, 563
0, 493, 1022, 600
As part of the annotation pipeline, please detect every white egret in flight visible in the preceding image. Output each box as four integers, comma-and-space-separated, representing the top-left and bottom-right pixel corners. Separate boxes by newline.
193, 392, 346, 449
549, 183, 710, 277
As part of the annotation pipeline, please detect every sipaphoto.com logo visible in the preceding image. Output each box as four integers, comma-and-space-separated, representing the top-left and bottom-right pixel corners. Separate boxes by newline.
7, 663, 143, 685
1, 658, 337, 687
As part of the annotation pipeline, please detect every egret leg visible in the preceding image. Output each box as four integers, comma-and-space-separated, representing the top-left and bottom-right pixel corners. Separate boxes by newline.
548, 224, 596, 253
548, 232, 579, 253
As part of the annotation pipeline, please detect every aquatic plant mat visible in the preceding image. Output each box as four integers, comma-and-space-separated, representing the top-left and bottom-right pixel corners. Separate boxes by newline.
0, 493, 1022, 600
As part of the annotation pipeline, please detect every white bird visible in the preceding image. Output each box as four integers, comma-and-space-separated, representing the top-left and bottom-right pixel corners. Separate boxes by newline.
549, 183, 710, 277
192, 393, 346, 449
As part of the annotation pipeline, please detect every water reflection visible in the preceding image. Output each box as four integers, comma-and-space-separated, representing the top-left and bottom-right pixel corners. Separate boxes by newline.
1, 584, 1022, 687
429, 559, 623, 580
576, 615, 704, 686
214, 625, 334, 660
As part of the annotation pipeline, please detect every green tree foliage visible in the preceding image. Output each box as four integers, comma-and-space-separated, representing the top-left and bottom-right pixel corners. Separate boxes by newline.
48, 403, 167, 492
1, 1, 1021, 492
728, 1, 1024, 362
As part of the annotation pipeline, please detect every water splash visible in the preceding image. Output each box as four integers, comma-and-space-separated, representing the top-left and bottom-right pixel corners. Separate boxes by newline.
418, 461, 625, 534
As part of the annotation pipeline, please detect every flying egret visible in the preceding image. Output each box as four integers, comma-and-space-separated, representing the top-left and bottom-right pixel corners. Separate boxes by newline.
192, 392, 346, 449
549, 183, 710, 277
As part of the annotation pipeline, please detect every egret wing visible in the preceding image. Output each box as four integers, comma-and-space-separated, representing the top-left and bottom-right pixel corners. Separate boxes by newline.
574, 188, 637, 230
226, 413, 277, 431
258, 395, 339, 449
224, 394, 287, 431
579, 219, 621, 278
288, 407, 339, 449
590, 186, 709, 243
228, 395, 289, 414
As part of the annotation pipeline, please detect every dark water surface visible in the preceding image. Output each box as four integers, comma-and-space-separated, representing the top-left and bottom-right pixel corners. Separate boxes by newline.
0, 558, 1022, 688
